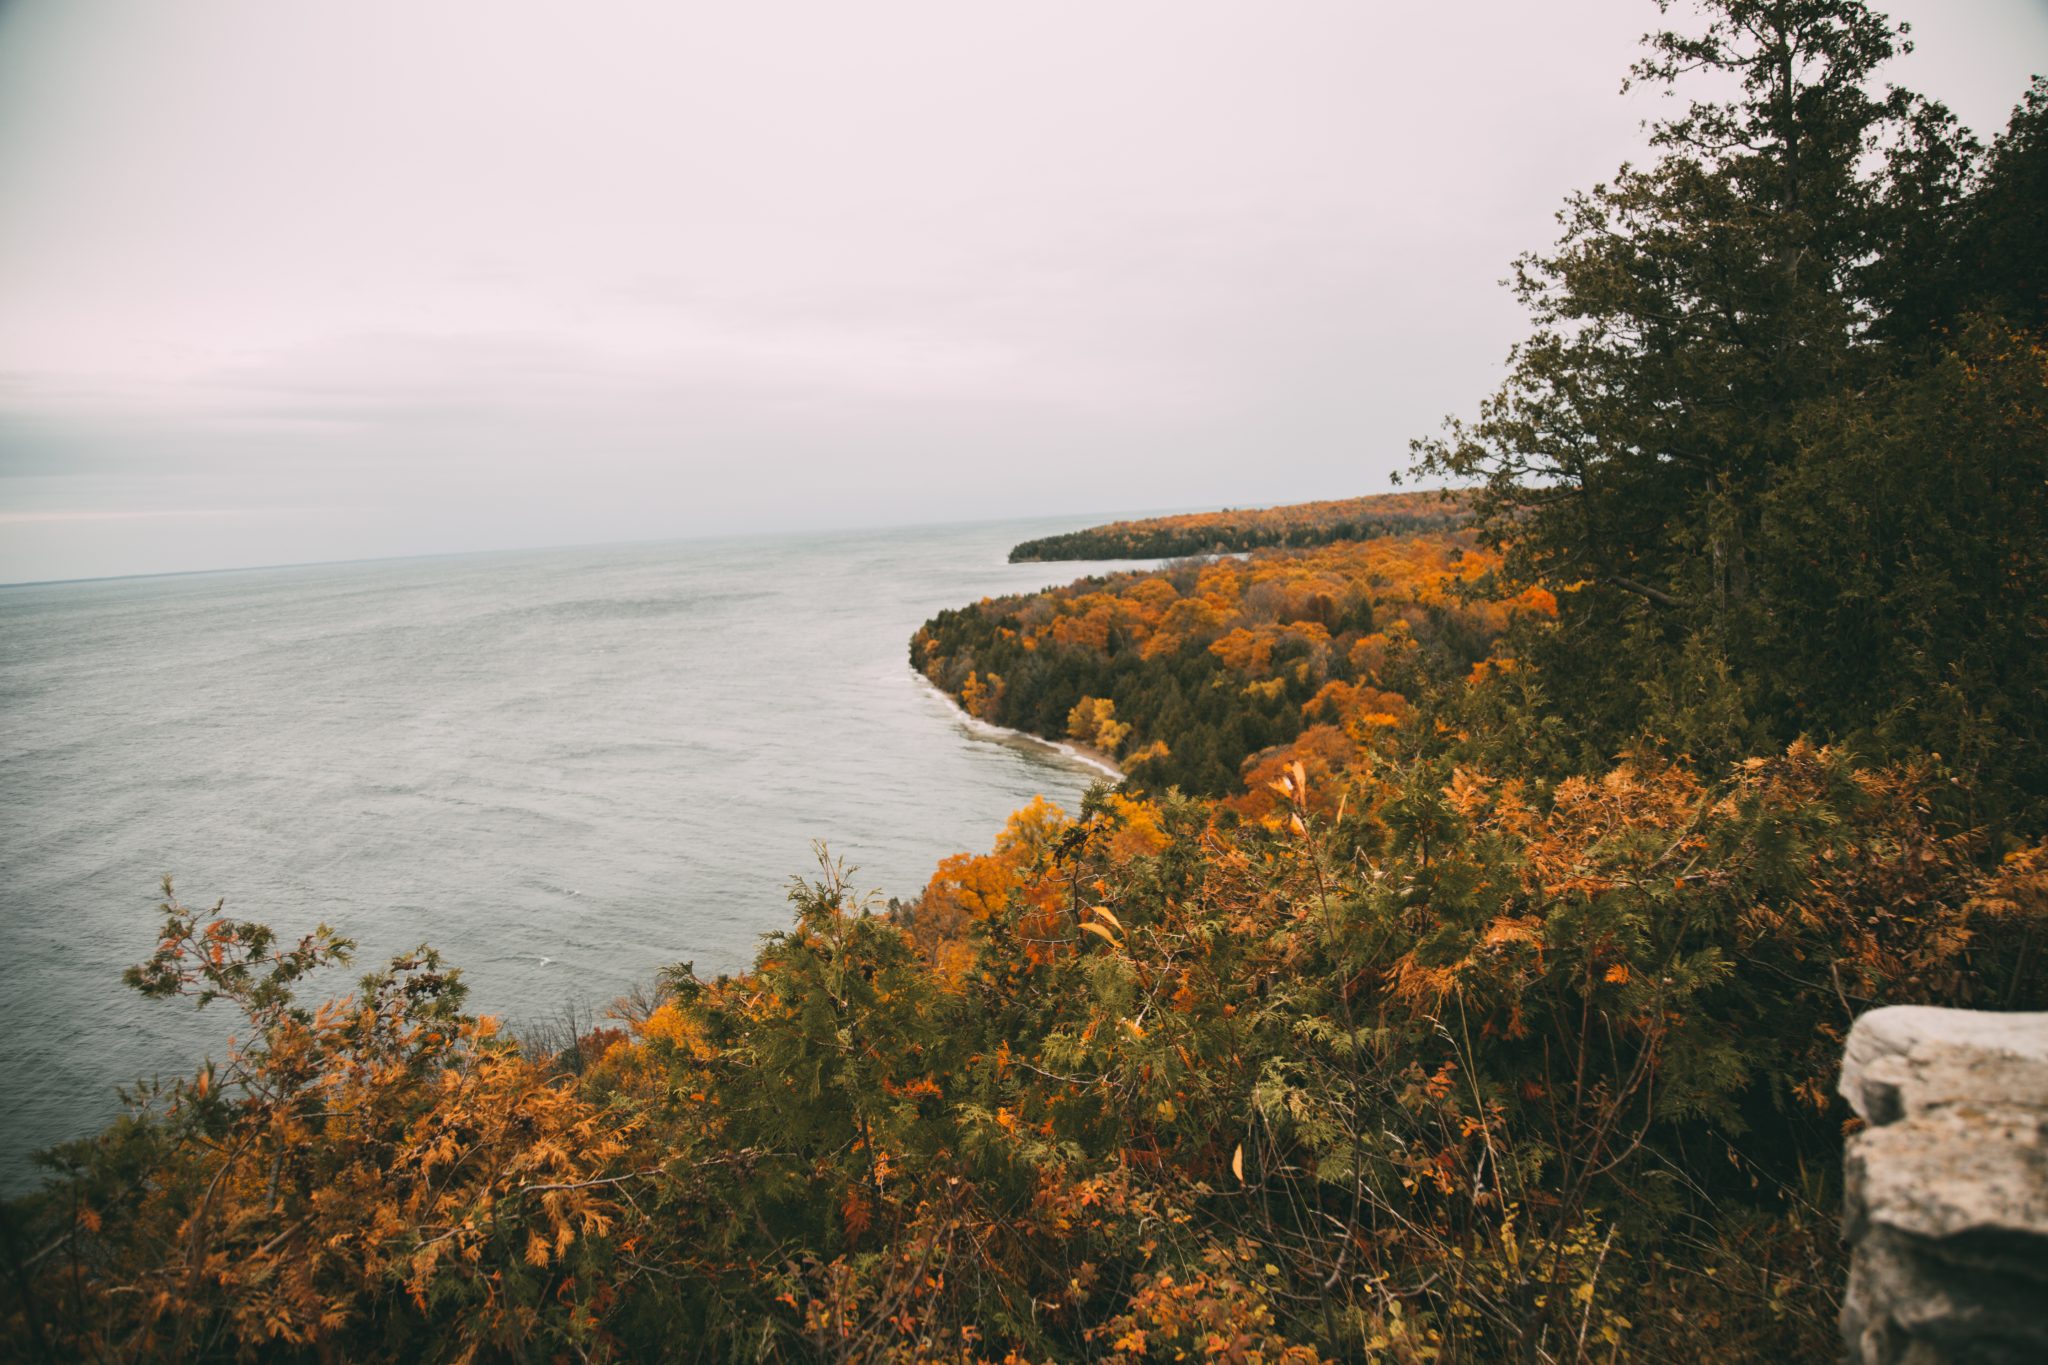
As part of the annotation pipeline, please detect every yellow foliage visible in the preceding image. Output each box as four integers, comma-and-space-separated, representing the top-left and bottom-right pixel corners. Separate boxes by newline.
1066, 695, 1131, 755
995, 794, 1070, 867
638, 1002, 717, 1060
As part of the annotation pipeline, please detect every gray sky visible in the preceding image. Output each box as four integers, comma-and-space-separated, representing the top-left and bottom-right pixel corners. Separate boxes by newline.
1, 0, 2041, 582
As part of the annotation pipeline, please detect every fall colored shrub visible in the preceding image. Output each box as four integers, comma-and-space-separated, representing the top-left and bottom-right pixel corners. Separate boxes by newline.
8, 741, 2038, 1361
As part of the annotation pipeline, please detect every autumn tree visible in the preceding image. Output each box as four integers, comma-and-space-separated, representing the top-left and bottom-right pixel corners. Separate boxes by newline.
1065, 696, 1130, 755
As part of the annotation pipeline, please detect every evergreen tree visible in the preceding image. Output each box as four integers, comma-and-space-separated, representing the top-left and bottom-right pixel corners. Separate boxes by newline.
1414, 0, 2046, 804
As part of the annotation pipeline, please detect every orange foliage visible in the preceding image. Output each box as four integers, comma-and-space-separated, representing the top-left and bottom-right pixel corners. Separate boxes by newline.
1232, 725, 1365, 823
914, 530, 1554, 797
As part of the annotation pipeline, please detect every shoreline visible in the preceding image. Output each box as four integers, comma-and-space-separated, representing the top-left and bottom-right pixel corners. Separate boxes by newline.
912, 670, 1125, 782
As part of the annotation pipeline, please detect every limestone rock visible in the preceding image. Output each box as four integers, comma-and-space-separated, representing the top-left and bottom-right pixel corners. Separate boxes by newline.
1838, 1006, 2048, 1365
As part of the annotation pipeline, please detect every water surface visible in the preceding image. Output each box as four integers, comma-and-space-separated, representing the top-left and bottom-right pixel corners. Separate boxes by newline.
0, 518, 1129, 1190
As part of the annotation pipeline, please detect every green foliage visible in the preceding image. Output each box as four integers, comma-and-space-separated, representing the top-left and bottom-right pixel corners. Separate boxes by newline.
123, 873, 360, 1022
1752, 320, 2048, 821
1411, 2, 2048, 820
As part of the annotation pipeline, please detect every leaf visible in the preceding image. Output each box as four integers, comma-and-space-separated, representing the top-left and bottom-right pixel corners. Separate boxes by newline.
1087, 905, 1125, 934
1080, 921, 1122, 949
1232, 1144, 1245, 1182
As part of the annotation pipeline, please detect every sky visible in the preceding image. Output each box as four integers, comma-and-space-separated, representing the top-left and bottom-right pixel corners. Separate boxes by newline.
0, 0, 2042, 582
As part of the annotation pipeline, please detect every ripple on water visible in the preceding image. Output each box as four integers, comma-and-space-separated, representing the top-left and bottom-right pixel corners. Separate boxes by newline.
0, 519, 1137, 1191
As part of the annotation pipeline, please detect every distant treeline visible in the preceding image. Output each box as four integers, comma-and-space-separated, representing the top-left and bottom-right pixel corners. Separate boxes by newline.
1007, 490, 1467, 562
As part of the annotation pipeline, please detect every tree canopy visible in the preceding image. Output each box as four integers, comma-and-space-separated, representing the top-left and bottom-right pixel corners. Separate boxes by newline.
1413, 1, 2048, 815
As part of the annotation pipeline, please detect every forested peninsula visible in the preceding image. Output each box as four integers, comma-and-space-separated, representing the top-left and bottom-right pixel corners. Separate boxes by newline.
1005, 492, 1467, 563
6, 4, 2046, 1361
916, 526, 1548, 796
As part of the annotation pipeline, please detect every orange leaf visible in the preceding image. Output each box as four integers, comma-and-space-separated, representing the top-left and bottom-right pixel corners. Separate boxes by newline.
1087, 905, 1125, 934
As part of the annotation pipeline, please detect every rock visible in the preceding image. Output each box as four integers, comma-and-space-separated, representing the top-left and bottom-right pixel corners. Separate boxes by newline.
1840, 1005, 2048, 1126
1838, 1006, 2048, 1365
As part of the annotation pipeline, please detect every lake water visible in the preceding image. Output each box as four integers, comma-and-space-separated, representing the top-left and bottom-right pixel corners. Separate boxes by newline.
0, 517, 1132, 1192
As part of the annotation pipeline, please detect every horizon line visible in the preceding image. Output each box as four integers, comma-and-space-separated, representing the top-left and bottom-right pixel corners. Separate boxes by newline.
0, 503, 1205, 591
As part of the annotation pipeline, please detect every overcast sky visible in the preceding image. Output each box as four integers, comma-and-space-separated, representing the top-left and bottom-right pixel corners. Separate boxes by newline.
0, 0, 2041, 582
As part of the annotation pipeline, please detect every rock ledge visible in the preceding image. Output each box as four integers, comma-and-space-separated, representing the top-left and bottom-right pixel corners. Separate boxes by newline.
1838, 1006, 2048, 1365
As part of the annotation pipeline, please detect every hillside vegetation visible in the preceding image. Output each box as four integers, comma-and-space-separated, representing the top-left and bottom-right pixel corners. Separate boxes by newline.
916, 529, 1554, 795
6, 4, 2046, 1361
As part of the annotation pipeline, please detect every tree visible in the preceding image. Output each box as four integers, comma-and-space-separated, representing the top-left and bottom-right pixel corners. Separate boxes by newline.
1413, 0, 2044, 793
1065, 696, 1131, 755
1940, 77, 2048, 335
